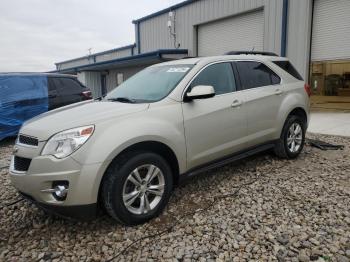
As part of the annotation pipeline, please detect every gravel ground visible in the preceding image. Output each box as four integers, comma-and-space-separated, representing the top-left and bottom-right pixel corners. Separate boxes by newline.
0, 134, 349, 262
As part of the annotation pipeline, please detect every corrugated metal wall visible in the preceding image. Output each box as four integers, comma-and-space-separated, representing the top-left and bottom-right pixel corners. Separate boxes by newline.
197, 10, 264, 56
62, 0, 313, 82
57, 57, 93, 71
286, 0, 312, 79
138, 0, 283, 56
106, 66, 146, 92
77, 71, 102, 98
57, 46, 134, 71
95, 48, 132, 63
77, 66, 147, 97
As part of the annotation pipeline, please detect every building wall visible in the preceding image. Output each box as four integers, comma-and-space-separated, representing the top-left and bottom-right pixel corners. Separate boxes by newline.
57, 57, 93, 71
57, 46, 135, 71
60, 0, 313, 82
106, 66, 146, 93
286, 0, 313, 79
77, 66, 147, 98
95, 48, 133, 63
137, 0, 314, 80
138, 0, 283, 56
77, 71, 102, 98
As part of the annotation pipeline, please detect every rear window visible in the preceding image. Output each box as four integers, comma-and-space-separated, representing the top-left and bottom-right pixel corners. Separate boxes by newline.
235, 61, 281, 90
51, 77, 84, 95
273, 60, 303, 80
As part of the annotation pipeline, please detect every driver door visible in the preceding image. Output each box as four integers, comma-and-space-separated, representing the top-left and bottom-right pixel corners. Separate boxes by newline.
182, 62, 247, 170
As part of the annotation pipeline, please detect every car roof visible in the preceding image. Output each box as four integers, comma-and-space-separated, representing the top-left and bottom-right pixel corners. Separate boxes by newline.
156, 55, 289, 66
0, 72, 77, 78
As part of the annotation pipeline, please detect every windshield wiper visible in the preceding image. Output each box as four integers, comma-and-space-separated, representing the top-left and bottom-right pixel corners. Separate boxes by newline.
94, 94, 106, 101
107, 97, 137, 103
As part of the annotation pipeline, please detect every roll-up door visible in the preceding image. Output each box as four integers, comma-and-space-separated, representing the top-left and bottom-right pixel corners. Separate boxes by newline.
311, 0, 350, 61
197, 11, 264, 56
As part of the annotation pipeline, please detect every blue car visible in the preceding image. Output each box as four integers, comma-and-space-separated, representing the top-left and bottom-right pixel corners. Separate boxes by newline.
0, 73, 91, 141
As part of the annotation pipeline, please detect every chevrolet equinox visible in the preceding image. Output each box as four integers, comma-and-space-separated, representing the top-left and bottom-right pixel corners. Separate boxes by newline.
10, 53, 310, 225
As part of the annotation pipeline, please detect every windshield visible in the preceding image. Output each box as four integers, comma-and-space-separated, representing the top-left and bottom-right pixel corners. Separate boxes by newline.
105, 64, 193, 103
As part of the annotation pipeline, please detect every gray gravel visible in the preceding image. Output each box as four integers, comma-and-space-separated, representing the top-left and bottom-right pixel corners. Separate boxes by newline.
0, 134, 349, 261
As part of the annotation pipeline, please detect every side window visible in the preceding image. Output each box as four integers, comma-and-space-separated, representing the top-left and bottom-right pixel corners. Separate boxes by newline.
190, 63, 236, 95
272, 60, 303, 80
56, 78, 83, 95
236, 61, 281, 90
48, 77, 57, 92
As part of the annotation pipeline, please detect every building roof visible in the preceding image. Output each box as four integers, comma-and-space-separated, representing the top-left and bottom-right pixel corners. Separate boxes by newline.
54, 49, 188, 74
132, 0, 197, 24
0, 72, 77, 78
55, 44, 136, 65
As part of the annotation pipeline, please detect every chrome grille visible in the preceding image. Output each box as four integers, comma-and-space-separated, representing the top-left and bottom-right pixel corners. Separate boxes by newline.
18, 134, 38, 146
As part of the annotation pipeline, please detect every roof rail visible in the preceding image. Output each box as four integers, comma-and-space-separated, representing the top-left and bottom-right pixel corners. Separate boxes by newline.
225, 51, 279, 56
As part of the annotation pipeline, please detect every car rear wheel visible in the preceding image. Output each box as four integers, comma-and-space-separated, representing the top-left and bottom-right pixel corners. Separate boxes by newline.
274, 115, 306, 159
102, 152, 173, 225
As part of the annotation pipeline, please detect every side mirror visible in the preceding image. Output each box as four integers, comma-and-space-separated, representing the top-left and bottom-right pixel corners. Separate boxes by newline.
185, 85, 215, 101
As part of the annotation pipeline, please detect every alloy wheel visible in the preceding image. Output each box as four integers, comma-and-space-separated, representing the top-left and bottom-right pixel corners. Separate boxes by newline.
122, 164, 165, 215
287, 122, 303, 153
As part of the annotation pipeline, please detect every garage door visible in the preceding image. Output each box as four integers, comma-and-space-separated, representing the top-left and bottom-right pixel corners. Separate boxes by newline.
197, 11, 264, 56
311, 0, 350, 61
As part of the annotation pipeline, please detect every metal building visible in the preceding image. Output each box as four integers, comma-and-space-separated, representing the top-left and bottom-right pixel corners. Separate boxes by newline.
55, 0, 350, 103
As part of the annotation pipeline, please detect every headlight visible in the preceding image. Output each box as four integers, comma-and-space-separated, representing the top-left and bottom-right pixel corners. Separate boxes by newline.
41, 125, 94, 159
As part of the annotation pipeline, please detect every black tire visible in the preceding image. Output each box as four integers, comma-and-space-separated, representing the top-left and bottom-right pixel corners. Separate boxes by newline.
102, 151, 173, 225
274, 115, 306, 159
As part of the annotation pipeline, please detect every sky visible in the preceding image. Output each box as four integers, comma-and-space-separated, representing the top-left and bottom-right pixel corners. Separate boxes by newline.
0, 0, 183, 72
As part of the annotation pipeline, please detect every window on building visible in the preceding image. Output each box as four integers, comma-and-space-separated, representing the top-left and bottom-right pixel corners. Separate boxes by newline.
236, 61, 281, 90
190, 63, 236, 95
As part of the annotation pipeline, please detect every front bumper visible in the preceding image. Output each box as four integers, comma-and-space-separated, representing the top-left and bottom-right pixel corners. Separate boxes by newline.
9, 143, 106, 219
20, 191, 97, 220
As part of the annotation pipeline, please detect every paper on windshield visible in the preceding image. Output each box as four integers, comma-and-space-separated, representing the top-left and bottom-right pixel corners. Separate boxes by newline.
166, 67, 190, 73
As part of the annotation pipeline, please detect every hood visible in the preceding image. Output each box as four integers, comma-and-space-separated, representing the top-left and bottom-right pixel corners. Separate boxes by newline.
21, 100, 149, 140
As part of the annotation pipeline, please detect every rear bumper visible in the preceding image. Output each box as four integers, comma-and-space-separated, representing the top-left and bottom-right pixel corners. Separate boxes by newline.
20, 191, 97, 220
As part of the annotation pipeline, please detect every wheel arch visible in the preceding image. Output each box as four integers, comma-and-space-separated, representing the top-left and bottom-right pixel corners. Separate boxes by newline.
112, 141, 180, 183
97, 140, 181, 205
287, 107, 308, 124
277, 106, 308, 139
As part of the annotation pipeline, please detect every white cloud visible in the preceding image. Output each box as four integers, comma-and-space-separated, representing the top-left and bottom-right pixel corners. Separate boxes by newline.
0, 0, 183, 72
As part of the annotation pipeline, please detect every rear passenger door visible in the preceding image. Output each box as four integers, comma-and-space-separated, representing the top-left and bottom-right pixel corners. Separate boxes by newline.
234, 61, 283, 146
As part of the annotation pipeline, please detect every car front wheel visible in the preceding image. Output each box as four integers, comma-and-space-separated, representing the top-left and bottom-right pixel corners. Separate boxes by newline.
102, 152, 173, 225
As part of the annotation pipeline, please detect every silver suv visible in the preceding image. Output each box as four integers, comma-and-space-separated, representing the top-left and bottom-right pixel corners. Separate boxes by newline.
10, 53, 310, 225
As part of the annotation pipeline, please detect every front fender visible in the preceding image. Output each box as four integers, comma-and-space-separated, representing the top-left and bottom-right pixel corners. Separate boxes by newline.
71, 109, 186, 201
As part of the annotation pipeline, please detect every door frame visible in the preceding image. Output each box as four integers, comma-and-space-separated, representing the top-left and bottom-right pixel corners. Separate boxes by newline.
101, 74, 107, 96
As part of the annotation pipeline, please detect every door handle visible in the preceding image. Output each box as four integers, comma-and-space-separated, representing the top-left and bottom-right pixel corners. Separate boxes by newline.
274, 89, 283, 95
231, 99, 242, 108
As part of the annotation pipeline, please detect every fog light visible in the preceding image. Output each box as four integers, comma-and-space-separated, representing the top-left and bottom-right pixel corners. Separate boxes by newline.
41, 181, 69, 201
53, 185, 68, 199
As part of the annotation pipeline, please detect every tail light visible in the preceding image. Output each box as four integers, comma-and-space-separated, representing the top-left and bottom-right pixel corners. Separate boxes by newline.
81, 90, 92, 100
304, 84, 311, 97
